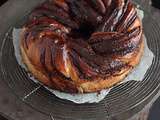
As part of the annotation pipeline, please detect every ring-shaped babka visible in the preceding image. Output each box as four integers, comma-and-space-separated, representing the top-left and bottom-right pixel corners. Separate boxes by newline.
20, 0, 144, 93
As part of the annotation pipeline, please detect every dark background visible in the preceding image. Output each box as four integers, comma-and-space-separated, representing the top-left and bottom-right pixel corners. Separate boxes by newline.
0, 2, 9, 120
0, 0, 8, 6
0, 0, 160, 120
0, 1, 9, 118
0, 0, 9, 118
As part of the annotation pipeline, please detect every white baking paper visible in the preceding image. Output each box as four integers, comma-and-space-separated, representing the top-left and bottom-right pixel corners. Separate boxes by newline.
12, 9, 154, 104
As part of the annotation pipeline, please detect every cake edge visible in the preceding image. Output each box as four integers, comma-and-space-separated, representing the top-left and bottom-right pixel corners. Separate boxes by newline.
20, 35, 144, 93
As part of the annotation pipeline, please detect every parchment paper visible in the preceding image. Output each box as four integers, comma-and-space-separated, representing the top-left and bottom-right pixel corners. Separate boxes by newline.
12, 9, 154, 104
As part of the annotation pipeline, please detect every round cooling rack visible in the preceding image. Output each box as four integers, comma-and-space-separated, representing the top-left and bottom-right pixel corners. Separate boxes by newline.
0, 0, 160, 120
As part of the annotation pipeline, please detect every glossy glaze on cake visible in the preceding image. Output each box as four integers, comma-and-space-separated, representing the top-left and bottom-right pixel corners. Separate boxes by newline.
20, 0, 143, 93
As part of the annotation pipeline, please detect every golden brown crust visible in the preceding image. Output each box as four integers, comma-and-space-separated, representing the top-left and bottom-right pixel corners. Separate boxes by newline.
20, 0, 144, 93
20, 36, 144, 93
78, 38, 144, 92
20, 44, 79, 93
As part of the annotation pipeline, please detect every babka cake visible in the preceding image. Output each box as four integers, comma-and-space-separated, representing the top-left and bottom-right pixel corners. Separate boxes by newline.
20, 0, 144, 93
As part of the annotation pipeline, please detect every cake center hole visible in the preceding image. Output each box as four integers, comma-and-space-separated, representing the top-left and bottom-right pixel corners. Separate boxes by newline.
70, 22, 95, 39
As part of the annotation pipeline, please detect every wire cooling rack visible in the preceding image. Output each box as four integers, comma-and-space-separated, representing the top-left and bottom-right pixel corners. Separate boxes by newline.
0, 0, 160, 120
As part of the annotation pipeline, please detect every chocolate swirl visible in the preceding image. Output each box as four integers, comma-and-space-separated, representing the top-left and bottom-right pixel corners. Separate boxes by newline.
21, 0, 143, 93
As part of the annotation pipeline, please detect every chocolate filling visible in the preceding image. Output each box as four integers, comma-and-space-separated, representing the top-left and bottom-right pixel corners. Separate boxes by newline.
22, 0, 142, 81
